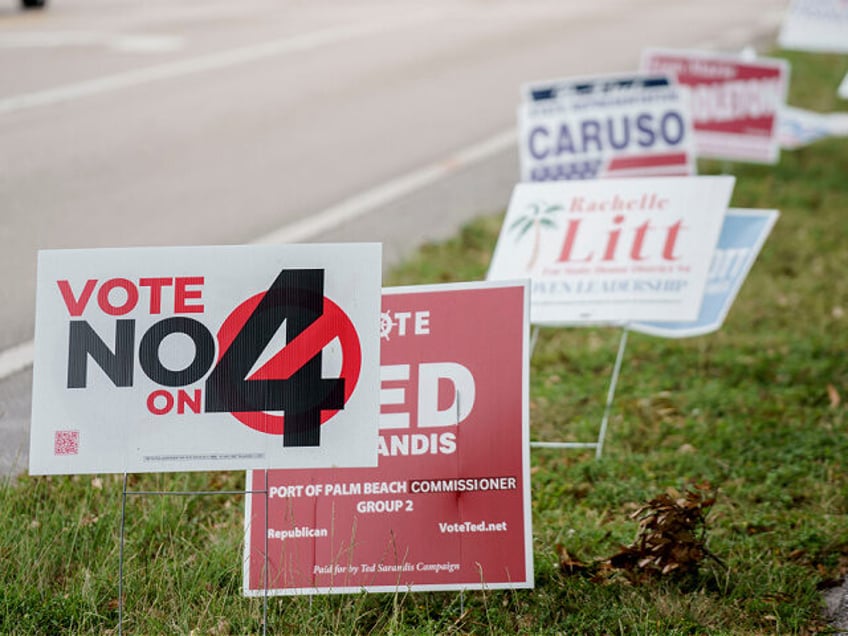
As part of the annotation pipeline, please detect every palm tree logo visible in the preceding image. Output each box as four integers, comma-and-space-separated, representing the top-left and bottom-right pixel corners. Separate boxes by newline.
508, 202, 563, 270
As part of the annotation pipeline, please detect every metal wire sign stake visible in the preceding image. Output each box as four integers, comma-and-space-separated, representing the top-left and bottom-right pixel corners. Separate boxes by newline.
116, 475, 272, 636
528, 325, 630, 458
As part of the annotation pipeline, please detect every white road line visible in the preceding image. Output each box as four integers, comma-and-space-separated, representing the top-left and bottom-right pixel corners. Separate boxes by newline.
0, 341, 35, 381
0, 8, 783, 381
0, 31, 184, 53
0, 127, 517, 381
0, 18, 421, 116
253, 128, 516, 244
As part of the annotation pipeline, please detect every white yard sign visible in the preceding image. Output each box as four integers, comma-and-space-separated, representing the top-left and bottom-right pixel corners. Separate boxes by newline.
30, 244, 382, 475
518, 73, 696, 181
487, 177, 734, 325
779, 0, 848, 53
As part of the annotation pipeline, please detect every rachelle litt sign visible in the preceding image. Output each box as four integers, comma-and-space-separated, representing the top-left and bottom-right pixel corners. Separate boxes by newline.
486, 176, 734, 325
29, 244, 382, 475
244, 281, 532, 595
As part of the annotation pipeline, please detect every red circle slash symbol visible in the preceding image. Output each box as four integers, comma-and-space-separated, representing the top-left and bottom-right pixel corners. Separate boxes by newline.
206, 269, 361, 446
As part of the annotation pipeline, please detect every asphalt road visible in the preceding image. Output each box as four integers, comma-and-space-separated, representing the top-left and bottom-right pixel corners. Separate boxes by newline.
0, 0, 788, 476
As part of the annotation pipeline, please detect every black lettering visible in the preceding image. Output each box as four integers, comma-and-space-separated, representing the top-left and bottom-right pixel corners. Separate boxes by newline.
67, 320, 134, 388
205, 269, 344, 447
139, 317, 214, 387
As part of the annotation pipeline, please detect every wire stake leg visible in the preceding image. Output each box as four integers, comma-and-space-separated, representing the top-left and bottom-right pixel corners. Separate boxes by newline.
596, 326, 629, 459
263, 469, 269, 636
118, 472, 128, 636
529, 326, 540, 356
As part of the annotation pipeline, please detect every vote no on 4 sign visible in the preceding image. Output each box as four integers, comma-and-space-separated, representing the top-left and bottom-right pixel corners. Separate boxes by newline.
29, 244, 383, 476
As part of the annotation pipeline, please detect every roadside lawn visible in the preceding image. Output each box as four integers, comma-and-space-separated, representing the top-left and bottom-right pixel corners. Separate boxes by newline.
1, 48, 846, 634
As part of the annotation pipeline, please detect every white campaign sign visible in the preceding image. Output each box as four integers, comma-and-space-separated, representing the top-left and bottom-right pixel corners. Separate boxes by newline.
30, 244, 382, 475
778, 0, 848, 53
487, 177, 734, 325
518, 73, 696, 181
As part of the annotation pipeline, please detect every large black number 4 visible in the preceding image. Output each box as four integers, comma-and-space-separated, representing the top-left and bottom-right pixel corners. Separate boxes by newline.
205, 269, 345, 447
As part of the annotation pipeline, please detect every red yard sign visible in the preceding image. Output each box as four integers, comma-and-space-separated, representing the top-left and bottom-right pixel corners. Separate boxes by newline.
243, 280, 532, 595
641, 49, 789, 164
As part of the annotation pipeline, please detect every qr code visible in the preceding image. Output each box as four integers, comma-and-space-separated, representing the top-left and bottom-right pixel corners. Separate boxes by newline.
54, 430, 80, 456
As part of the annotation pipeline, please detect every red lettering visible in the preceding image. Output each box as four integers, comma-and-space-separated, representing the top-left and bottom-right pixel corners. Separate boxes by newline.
175, 277, 204, 313
147, 390, 174, 415
148, 389, 202, 415
602, 215, 625, 261
630, 221, 652, 260
557, 219, 593, 262
97, 278, 139, 316
557, 216, 685, 264
139, 278, 174, 314
58, 276, 204, 316
177, 389, 203, 414
57, 279, 96, 316
662, 220, 686, 260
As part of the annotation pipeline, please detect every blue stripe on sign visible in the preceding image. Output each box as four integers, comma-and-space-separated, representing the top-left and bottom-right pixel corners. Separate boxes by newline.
530, 88, 555, 101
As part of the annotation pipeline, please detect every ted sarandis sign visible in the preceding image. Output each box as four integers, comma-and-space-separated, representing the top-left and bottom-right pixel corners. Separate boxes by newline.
244, 281, 532, 595
29, 244, 382, 475
487, 176, 734, 325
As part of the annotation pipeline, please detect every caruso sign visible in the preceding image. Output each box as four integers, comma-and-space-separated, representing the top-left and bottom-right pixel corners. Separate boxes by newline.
518, 73, 696, 181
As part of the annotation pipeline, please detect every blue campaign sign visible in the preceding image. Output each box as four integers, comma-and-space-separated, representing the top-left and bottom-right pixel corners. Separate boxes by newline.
630, 209, 778, 338
779, 105, 848, 149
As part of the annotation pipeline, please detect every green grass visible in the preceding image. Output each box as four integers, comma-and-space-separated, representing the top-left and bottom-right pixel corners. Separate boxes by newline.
2, 49, 847, 634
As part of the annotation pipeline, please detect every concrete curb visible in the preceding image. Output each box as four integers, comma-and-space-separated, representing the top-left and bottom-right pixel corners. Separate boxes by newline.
825, 578, 848, 634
